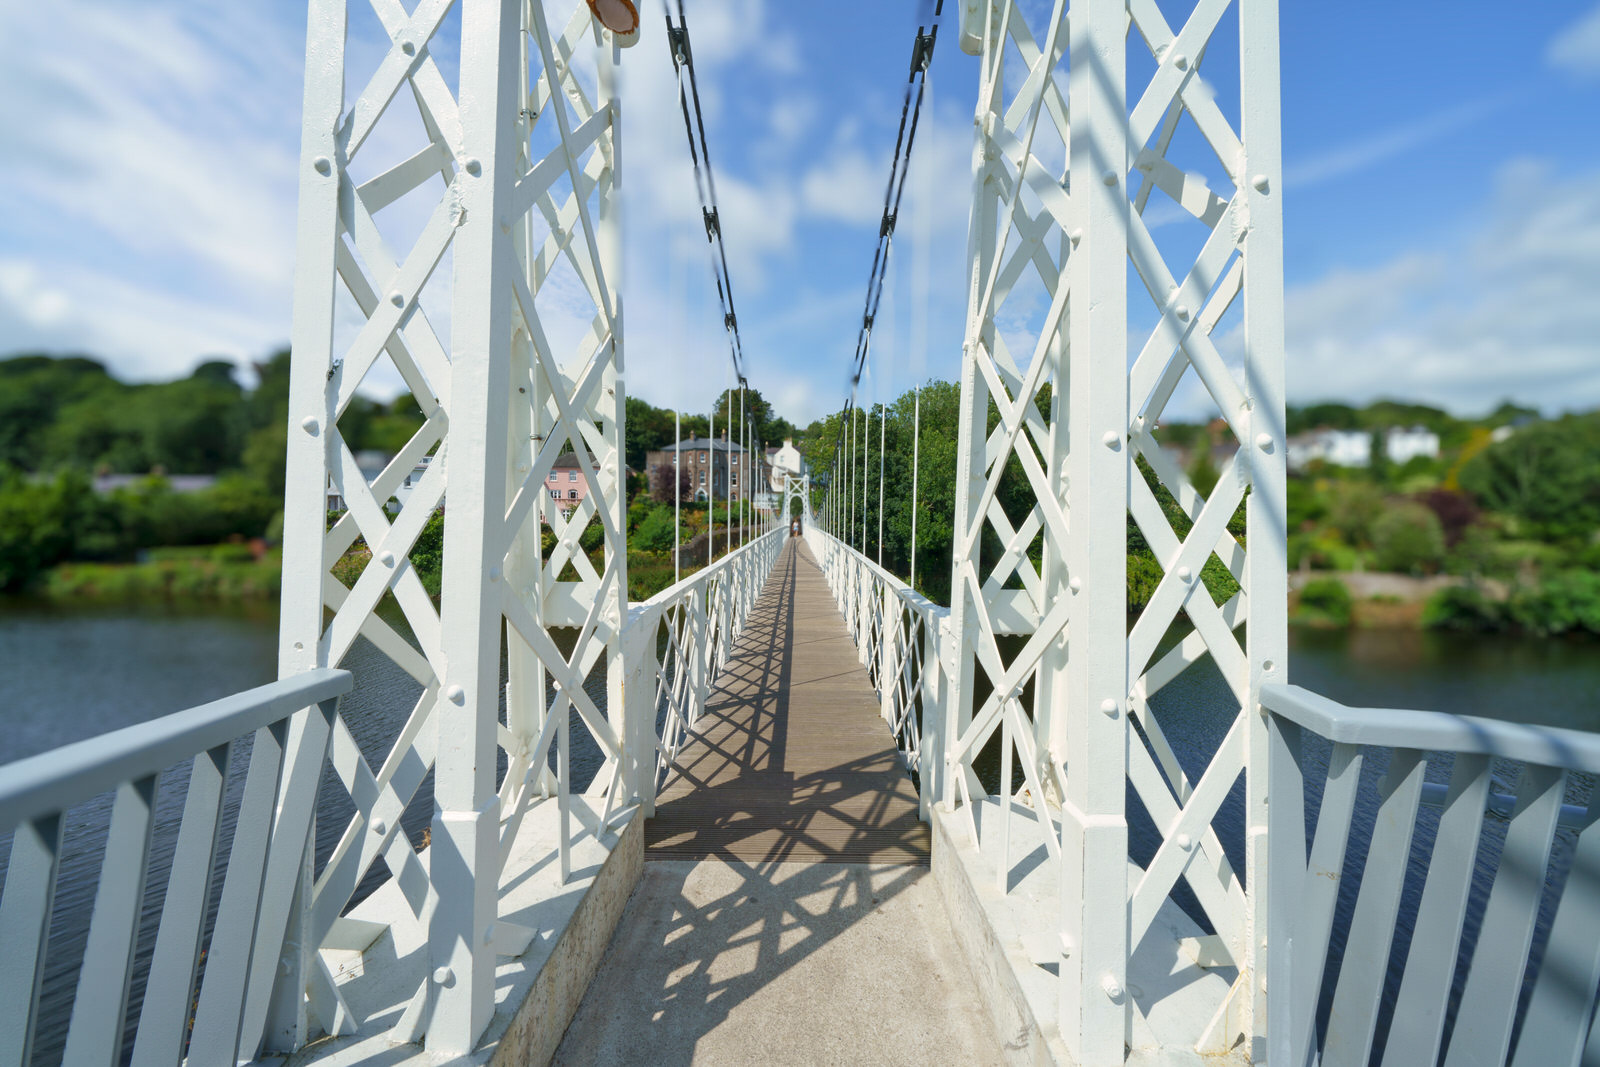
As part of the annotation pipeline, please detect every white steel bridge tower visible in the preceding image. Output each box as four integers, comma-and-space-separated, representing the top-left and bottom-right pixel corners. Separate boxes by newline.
944, 0, 1285, 1059
276, 0, 638, 1052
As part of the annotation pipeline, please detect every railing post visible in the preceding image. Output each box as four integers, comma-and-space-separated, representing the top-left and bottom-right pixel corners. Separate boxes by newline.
879, 582, 898, 724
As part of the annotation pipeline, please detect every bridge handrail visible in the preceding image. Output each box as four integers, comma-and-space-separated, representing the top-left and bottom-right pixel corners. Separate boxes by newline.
1262, 682, 1600, 1067
0, 669, 353, 829
0, 669, 353, 1066
1262, 682, 1600, 773
631, 527, 787, 803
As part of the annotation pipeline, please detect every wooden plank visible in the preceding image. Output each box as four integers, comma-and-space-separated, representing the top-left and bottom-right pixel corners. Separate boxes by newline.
648, 541, 930, 865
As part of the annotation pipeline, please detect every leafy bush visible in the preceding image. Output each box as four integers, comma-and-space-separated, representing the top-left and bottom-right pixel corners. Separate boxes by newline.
633, 507, 677, 555
1371, 502, 1445, 575
1294, 578, 1352, 627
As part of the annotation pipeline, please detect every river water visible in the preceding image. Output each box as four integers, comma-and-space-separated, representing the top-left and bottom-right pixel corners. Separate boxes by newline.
1, 600, 1597, 1062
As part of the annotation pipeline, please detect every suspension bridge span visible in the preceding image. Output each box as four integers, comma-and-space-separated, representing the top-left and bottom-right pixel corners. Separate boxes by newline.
4, 1, 1600, 1066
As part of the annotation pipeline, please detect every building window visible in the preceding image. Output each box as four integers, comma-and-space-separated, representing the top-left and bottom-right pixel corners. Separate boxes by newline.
549, 489, 560, 499
568, 471, 577, 482
568, 489, 578, 499
699, 471, 706, 485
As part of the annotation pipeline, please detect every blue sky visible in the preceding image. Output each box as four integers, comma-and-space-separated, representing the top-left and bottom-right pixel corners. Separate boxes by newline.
2, 0, 1598, 426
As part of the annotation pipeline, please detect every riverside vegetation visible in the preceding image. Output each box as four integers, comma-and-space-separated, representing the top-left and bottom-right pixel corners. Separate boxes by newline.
0, 352, 788, 605
4, 352, 1596, 636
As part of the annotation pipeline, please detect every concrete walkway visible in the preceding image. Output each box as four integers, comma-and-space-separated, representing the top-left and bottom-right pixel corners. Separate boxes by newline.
554, 540, 997, 1064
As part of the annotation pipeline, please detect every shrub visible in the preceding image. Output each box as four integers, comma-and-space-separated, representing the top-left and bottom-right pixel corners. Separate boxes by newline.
633, 507, 677, 555
1371, 502, 1444, 575
1423, 584, 1505, 631
1295, 577, 1352, 627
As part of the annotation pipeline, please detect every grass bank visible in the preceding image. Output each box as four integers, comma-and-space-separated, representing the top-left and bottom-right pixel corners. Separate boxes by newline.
44, 545, 282, 602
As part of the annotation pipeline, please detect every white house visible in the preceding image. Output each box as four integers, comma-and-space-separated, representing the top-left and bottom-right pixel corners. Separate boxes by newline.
767, 437, 809, 493
1286, 428, 1372, 471
1384, 426, 1440, 465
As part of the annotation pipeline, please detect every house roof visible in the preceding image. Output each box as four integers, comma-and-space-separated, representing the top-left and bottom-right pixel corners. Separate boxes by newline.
664, 436, 746, 453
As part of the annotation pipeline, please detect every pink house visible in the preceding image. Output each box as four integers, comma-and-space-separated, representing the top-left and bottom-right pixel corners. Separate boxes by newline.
544, 451, 599, 520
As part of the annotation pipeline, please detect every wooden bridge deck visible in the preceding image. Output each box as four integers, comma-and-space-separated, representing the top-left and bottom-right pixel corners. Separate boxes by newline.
645, 538, 929, 864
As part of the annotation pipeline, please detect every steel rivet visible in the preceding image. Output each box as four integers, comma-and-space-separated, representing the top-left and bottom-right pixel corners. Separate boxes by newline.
1101, 974, 1123, 999
279, 957, 293, 976
389, 290, 405, 308
433, 966, 453, 985
1252, 174, 1270, 193
301, 416, 319, 434
1177, 833, 1193, 851
1101, 430, 1121, 449
371, 818, 387, 836
379, 550, 395, 567
1069, 228, 1083, 246
401, 40, 416, 56
1173, 52, 1189, 70
313, 156, 332, 175
1177, 566, 1193, 583
1174, 304, 1190, 321
484, 925, 496, 945
1069, 576, 1083, 594
1256, 432, 1274, 452
446, 685, 465, 704
1102, 171, 1118, 187
1264, 659, 1276, 672
1100, 698, 1119, 719
464, 158, 482, 176
489, 565, 502, 582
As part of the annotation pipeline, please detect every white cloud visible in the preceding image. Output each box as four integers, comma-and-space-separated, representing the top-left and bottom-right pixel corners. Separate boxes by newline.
1283, 159, 1600, 415
1284, 97, 1505, 191
0, 2, 305, 377
1547, 3, 1600, 79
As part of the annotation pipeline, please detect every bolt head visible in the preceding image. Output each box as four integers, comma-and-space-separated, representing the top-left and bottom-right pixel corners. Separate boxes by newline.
464, 157, 482, 176
1174, 304, 1190, 321
1101, 974, 1123, 999
1176, 566, 1193, 583
1173, 52, 1189, 70
1256, 432, 1275, 452
488, 565, 502, 582
433, 966, 453, 985
1101, 430, 1121, 449
371, 818, 387, 836
1069, 228, 1083, 245
1100, 698, 1119, 718
1252, 173, 1270, 193
312, 156, 332, 175
445, 684, 465, 704
1102, 171, 1118, 187
1069, 576, 1083, 594
401, 40, 416, 56
379, 550, 395, 567
1176, 833, 1193, 850
301, 416, 319, 434
389, 290, 405, 308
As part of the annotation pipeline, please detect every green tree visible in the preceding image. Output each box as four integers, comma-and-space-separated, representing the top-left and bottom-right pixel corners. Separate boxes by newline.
1459, 413, 1600, 541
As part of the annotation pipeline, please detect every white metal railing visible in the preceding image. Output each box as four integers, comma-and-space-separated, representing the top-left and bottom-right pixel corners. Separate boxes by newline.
0, 670, 352, 1066
1263, 684, 1600, 1067
630, 528, 786, 804
804, 526, 946, 818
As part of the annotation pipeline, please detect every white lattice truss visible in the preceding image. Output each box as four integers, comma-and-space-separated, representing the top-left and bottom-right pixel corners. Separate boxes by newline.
275, 0, 648, 1052
943, 0, 1286, 1060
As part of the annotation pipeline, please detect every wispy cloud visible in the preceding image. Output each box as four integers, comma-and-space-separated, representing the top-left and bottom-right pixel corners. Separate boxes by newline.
1547, 2, 1600, 79
1284, 97, 1507, 191
1281, 158, 1600, 415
